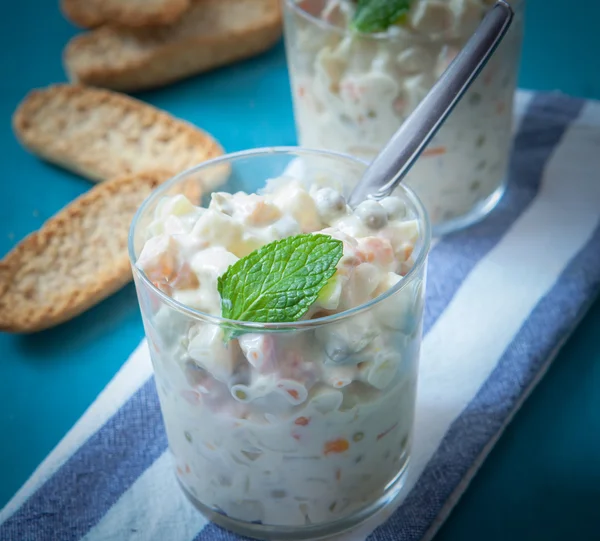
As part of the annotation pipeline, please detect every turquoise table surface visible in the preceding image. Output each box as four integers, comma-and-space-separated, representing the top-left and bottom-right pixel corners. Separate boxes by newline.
1, 1, 599, 539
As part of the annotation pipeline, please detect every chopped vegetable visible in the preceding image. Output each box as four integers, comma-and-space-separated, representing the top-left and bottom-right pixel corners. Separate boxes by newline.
324, 438, 350, 455
287, 389, 300, 400
234, 389, 248, 400
422, 146, 447, 157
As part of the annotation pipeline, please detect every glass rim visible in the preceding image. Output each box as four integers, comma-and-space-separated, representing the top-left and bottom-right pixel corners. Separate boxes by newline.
283, 0, 524, 41
128, 146, 432, 331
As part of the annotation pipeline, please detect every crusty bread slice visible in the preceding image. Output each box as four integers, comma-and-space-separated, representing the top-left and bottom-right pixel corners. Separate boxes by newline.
61, 0, 190, 29
13, 84, 223, 183
63, 0, 282, 92
0, 170, 175, 333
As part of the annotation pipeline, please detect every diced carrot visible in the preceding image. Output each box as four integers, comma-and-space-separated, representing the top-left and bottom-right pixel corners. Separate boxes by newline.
422, 146, 447, 158
295, 416, 310, 426
292, 433, 301, 441
147, 255, 177, 283
358, 237, 394, 266
359, 250, 374, 263
246, 200, 281, 226
324, 438, 350, 455
298, 86, 306, 98
339, 254, 361, 269
287, 389, 300, 401
171, 263, 199, 290
397, 243, 414, 263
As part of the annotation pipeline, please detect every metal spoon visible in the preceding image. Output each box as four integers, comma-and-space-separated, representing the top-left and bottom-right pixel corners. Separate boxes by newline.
347, 0, 514, 207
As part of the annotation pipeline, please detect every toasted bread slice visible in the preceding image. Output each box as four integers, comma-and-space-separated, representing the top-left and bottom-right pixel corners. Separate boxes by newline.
63, 0, 282, 92
61, 0, 190, 28
13, 84, 223, 183
0, 170, 178, 333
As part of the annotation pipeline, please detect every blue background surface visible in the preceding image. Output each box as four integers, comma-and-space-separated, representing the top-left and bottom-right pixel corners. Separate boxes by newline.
1, 1, 599, 539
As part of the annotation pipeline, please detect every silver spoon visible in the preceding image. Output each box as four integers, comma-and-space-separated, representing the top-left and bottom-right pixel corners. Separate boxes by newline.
347, 0, 514, 207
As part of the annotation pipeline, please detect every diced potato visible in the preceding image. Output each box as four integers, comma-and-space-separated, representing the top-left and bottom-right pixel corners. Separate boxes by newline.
137, 234, 179, 282
187, 324, 239, 383
315, 314, 379, 365
409, 1, 455, 34
373, 277, 424, 335
271, 181, 322, 232
191, 209, 243, 253
396, 46, 436, 73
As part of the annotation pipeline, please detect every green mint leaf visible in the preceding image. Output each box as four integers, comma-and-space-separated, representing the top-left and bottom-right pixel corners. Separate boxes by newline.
217, 234, 344, 339
351, 0, 412, 33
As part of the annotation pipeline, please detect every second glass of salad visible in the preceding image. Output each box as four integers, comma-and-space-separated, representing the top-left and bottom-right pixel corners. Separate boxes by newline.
283, 0, 524, 235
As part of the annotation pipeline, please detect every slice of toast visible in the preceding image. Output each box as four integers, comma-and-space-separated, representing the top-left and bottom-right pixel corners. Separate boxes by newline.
61, 0, 191, 29
13, 84, 223, 183
0, 170, 176, 333
63, 0, 282, 92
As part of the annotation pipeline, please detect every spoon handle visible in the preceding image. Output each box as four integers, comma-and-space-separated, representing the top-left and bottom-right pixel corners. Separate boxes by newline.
347, 0, 514, 207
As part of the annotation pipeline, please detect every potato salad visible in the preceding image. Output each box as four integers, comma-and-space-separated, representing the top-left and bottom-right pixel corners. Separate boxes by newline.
283, 0, 523, 230
135, 171, 427, 528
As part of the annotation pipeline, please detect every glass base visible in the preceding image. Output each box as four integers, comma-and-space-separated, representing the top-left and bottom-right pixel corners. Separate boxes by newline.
178, 458, 410, 541
432, 178, 507, 237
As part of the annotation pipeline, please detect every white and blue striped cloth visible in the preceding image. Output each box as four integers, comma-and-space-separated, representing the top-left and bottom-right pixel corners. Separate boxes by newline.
2, 90, 600, 541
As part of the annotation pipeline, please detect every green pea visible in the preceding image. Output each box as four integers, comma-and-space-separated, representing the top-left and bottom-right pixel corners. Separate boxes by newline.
469, 92, 482, 106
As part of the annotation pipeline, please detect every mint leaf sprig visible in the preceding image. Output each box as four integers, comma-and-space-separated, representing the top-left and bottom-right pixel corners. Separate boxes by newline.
351, 0, 413, 34
217, 234, 343, 341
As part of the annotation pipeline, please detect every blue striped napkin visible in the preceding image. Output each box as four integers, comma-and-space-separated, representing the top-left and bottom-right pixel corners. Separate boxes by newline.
2, 90, 599, 541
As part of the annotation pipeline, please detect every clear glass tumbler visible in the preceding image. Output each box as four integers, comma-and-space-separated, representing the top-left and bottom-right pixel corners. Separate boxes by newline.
129, 148, 431, 540
283, 0, 525, 235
